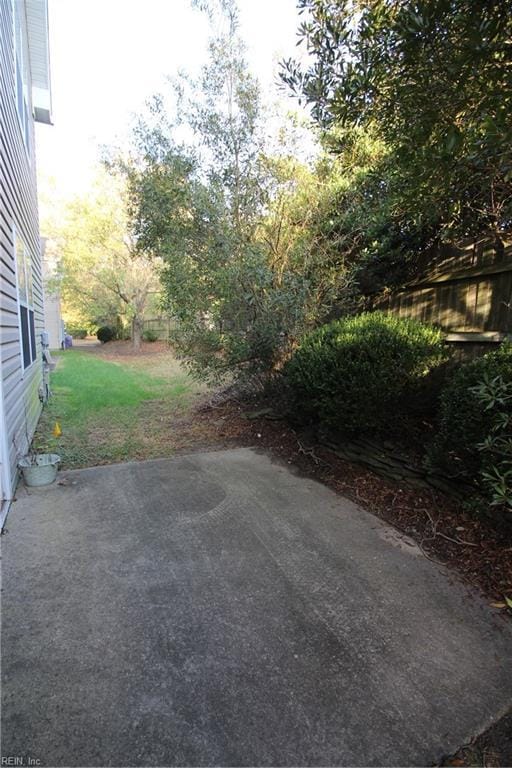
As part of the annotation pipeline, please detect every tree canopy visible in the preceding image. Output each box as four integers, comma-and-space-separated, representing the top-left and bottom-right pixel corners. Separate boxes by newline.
90, 0, 512, 377
117, 0, 358, 379
44, 173, 161, 348
281, 0, 512, 238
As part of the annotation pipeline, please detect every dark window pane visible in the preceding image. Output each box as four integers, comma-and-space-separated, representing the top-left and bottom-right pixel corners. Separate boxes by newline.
20, 305, 31, 368
29, 309, 36, 363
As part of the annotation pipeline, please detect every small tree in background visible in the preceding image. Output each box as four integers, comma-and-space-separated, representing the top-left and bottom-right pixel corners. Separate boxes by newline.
45, 172, 161, 351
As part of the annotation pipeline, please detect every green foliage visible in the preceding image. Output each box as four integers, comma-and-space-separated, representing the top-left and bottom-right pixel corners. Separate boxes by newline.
283, 312, 446, 436
428, 345, 512, 481
44, 172, 161, 351
281, 0, 512, 237
306, 127, 439, 297
142, 329, 159, 342
473, 374, 512, 511
97, 326, 115, 344
65, 326, 88, 339
119, 1, 361, 382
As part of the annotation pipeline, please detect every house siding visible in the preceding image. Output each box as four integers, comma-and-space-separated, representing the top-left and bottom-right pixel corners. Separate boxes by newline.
1, 0, 45, 514
42, 238, 63, 349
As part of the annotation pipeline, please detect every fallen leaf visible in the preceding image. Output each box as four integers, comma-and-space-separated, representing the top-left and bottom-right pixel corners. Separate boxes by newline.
490, 602, 506, 608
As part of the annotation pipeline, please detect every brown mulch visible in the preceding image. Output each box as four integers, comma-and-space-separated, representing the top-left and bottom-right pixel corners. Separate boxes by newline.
188, 395, 512, 608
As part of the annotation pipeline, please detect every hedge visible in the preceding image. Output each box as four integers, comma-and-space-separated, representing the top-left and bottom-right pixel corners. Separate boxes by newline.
428, 343, 512, 480
283, 312, 447, 436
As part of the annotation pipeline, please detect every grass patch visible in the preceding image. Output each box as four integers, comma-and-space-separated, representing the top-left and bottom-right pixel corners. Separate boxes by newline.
35, 349, 203, 468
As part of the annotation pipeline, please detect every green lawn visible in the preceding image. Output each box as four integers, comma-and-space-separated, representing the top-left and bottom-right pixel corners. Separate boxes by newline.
35, 348, 204, 468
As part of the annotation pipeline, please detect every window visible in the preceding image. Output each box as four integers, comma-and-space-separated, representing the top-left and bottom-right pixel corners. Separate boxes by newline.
12, 0, 31, 155
15, 234, 37, 369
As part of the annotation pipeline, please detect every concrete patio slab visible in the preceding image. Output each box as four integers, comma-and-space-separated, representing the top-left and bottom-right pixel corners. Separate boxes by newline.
2, 448, 511, 767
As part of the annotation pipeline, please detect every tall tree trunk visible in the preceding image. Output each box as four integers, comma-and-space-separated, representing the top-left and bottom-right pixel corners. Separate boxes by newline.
132, 316, 143, 351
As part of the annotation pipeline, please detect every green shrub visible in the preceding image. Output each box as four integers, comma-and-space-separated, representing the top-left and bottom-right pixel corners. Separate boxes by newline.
65, 326, 88, 339
472, 373, 512, 511
96, 326, 115, 344
142, 329, 159, 342
429, 344, 512, 480
283, 311, 447, 436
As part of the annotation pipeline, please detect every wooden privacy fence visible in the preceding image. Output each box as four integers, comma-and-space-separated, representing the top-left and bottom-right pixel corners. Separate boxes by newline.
373, 236, 512, 350
142, 317, 176, 341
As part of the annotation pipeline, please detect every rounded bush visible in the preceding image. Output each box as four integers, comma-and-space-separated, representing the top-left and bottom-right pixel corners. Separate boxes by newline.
142, 329, 159, 342
428, 344, 512, 479
96, 326, 115, 344
283, 311, 447, 436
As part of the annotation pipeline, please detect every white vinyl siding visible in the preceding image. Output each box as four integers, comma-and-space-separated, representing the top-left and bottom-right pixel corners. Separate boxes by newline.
1, 0, 44, 506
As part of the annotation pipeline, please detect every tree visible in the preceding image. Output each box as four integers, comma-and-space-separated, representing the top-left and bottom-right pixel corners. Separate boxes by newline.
47, 173, 161, 350
281, 0, 512, 239
121, 1, 381, 381
121, 2, 305, 378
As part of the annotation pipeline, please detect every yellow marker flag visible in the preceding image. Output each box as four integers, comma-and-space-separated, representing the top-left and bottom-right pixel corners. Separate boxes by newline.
53, 422, 62, 438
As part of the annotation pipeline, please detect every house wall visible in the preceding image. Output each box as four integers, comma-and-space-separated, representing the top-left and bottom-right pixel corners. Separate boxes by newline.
0, 0, 45, 511
42, 239, 63, 349
42, 290, 62, 349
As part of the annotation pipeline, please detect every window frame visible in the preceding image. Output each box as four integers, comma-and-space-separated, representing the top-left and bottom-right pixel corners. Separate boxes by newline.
11, 0, 32, 160
13, 226, 37, 373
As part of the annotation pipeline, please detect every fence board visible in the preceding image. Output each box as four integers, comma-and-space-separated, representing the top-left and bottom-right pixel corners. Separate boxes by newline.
142, 317, 175, 341
373, 237, 512, 342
